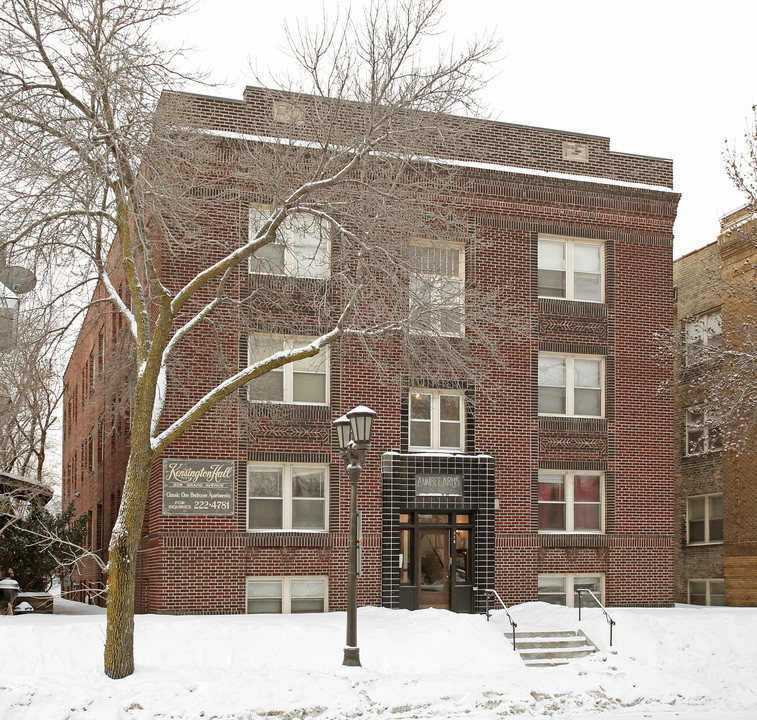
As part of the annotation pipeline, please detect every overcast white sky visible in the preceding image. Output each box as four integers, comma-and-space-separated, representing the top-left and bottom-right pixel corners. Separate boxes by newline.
159, 0, 757, 258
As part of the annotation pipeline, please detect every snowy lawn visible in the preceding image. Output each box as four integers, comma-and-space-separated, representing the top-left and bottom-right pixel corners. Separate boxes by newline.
1, 601, 756, 720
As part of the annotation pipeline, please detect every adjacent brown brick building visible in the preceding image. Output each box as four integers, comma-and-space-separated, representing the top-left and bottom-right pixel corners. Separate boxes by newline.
63, 87, 679, 614
719, 208, 757, 606
673, 241, 724, 605
673, 207, 757, 606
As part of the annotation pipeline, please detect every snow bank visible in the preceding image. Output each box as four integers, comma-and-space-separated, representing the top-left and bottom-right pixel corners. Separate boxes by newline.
1, 603, 756, 719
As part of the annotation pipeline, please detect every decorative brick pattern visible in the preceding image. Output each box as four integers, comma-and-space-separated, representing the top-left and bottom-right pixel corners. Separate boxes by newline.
381, 452, 495, 611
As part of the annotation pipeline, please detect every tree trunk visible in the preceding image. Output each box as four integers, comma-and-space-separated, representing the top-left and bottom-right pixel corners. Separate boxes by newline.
103, 439, 154, 679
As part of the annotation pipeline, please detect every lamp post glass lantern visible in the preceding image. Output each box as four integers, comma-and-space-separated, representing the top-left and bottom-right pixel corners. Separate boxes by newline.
346, 405, 376, 445
333, 405, 376, 667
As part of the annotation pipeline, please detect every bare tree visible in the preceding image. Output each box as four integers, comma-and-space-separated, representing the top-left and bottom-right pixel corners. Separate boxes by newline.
672, 120, 757, 454
723, 115, 757, 396
0, 301, 65, 484
677, 218, 757, 454
0, 0, 501, 679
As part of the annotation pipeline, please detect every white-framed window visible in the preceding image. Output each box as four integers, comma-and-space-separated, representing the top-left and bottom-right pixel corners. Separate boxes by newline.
408, 388, 465, 451
248, 335, 328, 405
247, 464, 328, 531
538, 354, 603, 417
538, 236, 603, 302
684, 310, 721, 365
687, 493, 723, 545
246, 576, 328, 614
688, 578, 725, 606
538, 471, 603, 533
249, 205, 330, 278
685, 409, 722, 455
537, 574, 604, 608
409, 241, 465, 336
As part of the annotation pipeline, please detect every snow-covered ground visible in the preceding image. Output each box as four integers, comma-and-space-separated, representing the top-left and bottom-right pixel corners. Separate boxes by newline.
1, 601, 756, 719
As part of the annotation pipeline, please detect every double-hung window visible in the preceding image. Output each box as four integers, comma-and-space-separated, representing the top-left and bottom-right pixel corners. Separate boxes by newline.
687, 494, 723, 545
409, 242, 464, 335
246, 576, 328, 613
247, 464, 327, 531
684, 310, 721, 365
538, 236, 603, 302
248, 335, 328, 404
538, 471, 603, 532
685, 409, 722, 455
249, 205, 330, 278
538, 354, 603, 417
688, 579, 725, 606
408, 389, 464, 451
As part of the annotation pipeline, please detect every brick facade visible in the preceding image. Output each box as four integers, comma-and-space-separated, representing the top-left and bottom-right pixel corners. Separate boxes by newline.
673, 212, 757, 606
719, 211, 757, 605
63, 87, 678, 613
672, 242, 724, 603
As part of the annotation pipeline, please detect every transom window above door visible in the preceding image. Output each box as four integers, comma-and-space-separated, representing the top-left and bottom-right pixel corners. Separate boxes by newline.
538, 236, 603, 302
408, 389, 465, 451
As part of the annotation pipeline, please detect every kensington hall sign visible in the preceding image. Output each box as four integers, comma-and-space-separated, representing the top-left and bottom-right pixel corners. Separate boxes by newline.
162, 459, 235, 515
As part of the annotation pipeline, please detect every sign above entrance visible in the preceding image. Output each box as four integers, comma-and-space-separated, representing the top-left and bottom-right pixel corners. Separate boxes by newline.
415, 473, 464, 497
162, 459, 235, 515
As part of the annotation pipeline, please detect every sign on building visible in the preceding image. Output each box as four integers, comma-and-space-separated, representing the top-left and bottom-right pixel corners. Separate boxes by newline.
415, 473, 464, 497
162, 459, 235, 515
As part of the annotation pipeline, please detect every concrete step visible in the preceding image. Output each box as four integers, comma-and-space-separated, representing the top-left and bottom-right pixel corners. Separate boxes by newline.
511, 629, 597, 667
515, 630, 578, 639
515, 636, 590, 650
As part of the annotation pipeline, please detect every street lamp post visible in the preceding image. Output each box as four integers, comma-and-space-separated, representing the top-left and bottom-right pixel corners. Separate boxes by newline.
333, 405, 377, 668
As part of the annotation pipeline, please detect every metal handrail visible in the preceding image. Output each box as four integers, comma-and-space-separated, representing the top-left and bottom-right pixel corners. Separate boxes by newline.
474, 586, 518, 650
576, 589, 616, 646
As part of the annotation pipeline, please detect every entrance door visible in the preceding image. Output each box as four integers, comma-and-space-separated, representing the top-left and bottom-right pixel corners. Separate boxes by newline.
418, 528, 450, 609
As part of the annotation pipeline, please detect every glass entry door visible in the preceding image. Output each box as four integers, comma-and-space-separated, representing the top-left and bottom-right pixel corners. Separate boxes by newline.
418, 528, 450, 609
397, 512, 474, 612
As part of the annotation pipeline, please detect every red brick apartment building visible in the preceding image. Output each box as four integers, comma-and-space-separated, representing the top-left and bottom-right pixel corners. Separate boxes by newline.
62, 87, 679, 614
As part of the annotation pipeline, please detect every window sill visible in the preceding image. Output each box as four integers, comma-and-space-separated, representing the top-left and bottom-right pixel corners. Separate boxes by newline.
247, 400, 329, 407
538, 295, 604, 305
686, 541, 723, 547
538, 530, 604, 535
538, 413, 604, 420
247, 529, 328, 533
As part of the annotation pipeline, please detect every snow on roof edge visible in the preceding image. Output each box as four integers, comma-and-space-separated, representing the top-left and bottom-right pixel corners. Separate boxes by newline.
200, 128, 674, 193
